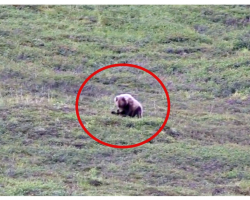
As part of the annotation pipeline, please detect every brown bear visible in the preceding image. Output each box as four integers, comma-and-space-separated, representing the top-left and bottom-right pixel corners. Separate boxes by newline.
111, 94, 143, 118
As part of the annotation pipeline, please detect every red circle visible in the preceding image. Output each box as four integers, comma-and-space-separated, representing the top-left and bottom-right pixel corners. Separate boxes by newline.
75, 63, 171, 148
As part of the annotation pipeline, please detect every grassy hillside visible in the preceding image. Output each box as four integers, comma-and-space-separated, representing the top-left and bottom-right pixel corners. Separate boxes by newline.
1, 5, 250, 195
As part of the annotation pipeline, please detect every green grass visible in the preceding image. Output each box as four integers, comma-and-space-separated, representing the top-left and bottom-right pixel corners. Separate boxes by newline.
1, 5, 250, 195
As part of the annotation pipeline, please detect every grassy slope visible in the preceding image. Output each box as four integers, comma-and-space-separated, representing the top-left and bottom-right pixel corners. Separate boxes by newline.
1, 5, 250, 195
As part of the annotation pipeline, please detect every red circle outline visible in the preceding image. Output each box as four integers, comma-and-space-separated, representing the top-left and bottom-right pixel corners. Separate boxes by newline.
75, 63, 171, 148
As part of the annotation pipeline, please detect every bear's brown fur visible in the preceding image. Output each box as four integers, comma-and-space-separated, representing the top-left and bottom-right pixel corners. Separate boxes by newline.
111, 94, 143, 118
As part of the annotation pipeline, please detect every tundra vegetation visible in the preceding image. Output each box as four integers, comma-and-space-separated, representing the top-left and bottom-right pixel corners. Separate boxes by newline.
1, 5, 250, 195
